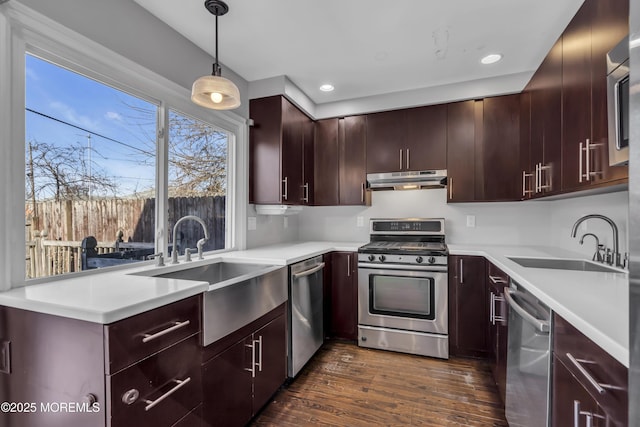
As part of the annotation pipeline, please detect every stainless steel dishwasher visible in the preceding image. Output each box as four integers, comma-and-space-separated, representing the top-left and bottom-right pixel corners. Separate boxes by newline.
288, 256, 325, 377
504, 280, 552, 427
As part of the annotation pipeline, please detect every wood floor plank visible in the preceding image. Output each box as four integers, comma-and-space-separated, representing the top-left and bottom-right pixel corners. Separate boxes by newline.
251, 342, 508, 426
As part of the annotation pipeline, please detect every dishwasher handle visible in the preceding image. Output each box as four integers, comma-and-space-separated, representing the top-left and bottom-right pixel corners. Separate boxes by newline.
292, 262, 325, 279
504, 287, 550, 333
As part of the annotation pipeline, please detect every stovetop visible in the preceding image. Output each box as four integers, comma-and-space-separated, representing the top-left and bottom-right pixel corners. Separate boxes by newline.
358, 240, 448, 255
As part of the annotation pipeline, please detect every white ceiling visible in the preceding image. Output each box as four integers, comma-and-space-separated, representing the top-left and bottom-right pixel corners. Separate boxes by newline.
133, 0, 585, 105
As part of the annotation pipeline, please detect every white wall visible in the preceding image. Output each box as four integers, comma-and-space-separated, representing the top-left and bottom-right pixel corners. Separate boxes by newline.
296, 189, 629, 259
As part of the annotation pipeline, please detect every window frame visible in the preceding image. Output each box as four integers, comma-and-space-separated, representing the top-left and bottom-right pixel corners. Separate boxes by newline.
0, 2, 248, 289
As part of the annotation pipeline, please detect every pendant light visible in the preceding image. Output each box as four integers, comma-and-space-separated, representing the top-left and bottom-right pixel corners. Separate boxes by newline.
191, 0, 241, 110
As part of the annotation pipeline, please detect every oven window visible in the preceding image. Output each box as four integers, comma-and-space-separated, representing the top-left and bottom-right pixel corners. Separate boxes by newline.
369, 274, 435, 320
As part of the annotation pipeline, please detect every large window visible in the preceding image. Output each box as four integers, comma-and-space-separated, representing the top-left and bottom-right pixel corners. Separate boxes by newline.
23, 54, 234, 280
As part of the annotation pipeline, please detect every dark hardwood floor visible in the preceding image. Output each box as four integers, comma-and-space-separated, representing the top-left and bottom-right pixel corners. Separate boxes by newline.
251, 341, 508, 426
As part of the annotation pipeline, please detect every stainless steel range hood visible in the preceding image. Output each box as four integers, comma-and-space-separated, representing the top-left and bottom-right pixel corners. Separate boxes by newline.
367, 170, 447, 190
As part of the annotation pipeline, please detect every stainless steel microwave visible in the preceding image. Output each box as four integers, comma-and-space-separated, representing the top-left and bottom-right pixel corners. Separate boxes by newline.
607, 36, 629, 166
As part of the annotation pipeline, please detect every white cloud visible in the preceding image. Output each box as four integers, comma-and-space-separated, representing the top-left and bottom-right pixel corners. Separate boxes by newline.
25, 67, 39, 81
49, 101, 100, 129
105, 111, 123, 121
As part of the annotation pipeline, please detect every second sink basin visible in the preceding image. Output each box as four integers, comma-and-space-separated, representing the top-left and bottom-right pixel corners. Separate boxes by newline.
507, 257, 624, 273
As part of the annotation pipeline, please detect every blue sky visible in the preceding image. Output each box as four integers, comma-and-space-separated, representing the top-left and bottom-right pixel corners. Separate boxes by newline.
25, 54, 157, 198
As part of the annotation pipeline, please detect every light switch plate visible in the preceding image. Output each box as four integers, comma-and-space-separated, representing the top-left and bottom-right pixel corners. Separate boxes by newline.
247, 217, 257, 231
466, 215, 476, 227
357, 216, 365, 227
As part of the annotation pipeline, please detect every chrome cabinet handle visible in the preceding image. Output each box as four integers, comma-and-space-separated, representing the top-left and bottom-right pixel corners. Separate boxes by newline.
449, 177, 453, 199
245, 341, 256, 378
143, 377, 191, 411
347, 254, 351, 277
489, 293, 495, 323
282, 177, 288, 201
579, 142, 584, 183
459, 259, 464, 284
566, 353, 606, 395
399, 149, 403, 170
585, 139, 591, 182
141, 320, 190, 343
488, 275, 507, 284
303, 183, 309, 203
361, 182, 365, 204
292, 262, 326, 279
535, 163, 540, 193
522, 171, 534, 196
406, 149, 410, 169
256, 336, 263, 372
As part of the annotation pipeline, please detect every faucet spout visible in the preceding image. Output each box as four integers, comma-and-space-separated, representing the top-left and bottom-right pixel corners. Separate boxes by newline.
171, 215, 210, 264
570, 214, 620, 266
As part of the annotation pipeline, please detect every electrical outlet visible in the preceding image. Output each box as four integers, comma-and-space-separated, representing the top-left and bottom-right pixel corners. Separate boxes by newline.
466, 215, 476, 228
357, 216, 365, 227
247, 217, 257, 231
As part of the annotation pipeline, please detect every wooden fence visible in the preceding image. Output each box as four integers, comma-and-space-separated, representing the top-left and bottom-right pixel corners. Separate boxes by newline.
26, 196, 225, 278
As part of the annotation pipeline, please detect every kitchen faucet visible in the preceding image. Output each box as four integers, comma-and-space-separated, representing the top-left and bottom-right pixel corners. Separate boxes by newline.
570, 214, 624, 268
170, 215, 209, 264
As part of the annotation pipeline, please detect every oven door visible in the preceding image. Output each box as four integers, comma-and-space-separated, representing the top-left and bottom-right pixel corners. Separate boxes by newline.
358, 263, 447, 335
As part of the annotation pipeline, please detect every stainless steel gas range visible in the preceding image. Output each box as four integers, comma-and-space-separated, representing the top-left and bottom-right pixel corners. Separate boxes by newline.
357, 218, 448, 359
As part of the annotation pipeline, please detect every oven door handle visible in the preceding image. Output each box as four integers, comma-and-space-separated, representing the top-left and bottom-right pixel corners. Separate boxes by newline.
358, 262, 447, 272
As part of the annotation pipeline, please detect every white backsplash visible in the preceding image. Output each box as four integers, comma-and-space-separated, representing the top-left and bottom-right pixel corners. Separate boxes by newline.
246, 204, 300, 248
292, 189, 629, 259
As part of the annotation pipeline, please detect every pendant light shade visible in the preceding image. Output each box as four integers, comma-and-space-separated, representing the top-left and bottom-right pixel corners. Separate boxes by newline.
191, 0, 241, 110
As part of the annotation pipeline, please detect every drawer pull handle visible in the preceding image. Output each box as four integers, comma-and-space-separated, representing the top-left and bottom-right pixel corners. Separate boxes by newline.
143, 377, 191, 411
488, 275, 507, 284
142, 320, 190, 343
566, 353, 606, 395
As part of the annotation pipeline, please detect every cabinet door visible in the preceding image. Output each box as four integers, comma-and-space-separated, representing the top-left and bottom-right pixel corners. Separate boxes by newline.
249, 96, 284, 204
552, 357, 606, 427
339, 116, 367, 205
302, 115, 315, 205
281, 97, 305, 205
542, 38, 563, 195
480, 94, 521, 201
405, 104, 447, 170
0, 307, 106, 427
562, 0, 593, 192
202, 336, 253, 427
330, 252, 358, 340
487, 262, 509, 404
314, 118, 340, 206
252, 314, 287, 415
448, 255, 488, 357
591, 0, 629, 184
447, 101, 478, 202
519, 91, 534, 199
366, 109, 407, 173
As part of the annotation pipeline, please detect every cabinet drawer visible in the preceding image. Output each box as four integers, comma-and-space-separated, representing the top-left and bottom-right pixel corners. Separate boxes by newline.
108, 335, 202, 427
553, 313, 627, 425
105, 296, 200, 373
173, 404, 202, 427
486, 262, 509, 293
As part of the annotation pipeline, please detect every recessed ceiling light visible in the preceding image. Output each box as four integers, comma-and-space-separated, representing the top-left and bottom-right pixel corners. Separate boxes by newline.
319, 84, 335, 92
481, 54, 503, 65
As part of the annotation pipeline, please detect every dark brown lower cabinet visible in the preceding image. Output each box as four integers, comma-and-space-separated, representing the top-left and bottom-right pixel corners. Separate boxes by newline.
448, 255, 488, 357
552, 313, 628, 426
202, 306, 286, 427
329, 251, 358, 341
486, 262, 509, 404
0, 296, 203, 427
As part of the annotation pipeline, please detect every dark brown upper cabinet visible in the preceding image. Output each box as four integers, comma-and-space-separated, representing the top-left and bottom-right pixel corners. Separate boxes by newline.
249, 96, 313, 205
366, 105, 446, 174
522, 37, 563, 198
446, 100, 478, 202
314, 116, 368, 206
447, 95, 521, 203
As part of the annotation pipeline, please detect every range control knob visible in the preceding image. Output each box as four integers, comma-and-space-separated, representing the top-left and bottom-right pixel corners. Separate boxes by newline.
415, 256, 424, 264
378, 255, 386, 262
368, 254, 375, 262
428, 256, 436, 264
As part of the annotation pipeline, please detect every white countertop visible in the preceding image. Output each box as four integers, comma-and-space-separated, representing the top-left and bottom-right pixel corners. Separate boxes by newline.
0, 241, 364, 324
449, 244, 629, 367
